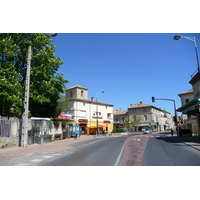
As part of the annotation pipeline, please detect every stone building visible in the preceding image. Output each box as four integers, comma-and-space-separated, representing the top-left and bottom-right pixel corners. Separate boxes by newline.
177, 89, 198, 134
114, 101, 173, 132
177, 71, 200, 136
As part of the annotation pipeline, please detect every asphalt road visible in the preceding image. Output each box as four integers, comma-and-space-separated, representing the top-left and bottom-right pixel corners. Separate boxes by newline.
1, 132, 200, 166
38, 135, 130, 166
140, 132, 200, 166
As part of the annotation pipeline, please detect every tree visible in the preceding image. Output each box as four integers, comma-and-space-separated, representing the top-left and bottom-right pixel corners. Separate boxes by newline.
0, 33, 68, 117
130, 114, 142, 131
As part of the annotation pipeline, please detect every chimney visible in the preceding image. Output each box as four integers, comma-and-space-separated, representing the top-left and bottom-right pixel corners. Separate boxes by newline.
91, 97, 94, 101
130, 104, 132, 107
140, 101, 143, 104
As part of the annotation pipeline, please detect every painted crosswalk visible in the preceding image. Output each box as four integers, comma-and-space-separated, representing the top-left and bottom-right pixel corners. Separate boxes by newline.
13, 153, 65, 166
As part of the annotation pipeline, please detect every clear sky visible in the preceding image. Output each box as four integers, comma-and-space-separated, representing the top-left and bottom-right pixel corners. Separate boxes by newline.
52, 33, 200, 116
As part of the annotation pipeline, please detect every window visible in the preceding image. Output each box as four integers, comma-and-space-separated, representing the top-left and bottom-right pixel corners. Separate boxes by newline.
107, 113, 112, 119
81, 90, 84, 97
185, 99, 189, 103
83, 102, 85, 106
93, 112, 101, 116
144, 115, 147, 120
143, 109, 147, 112
70, 91, 73, 97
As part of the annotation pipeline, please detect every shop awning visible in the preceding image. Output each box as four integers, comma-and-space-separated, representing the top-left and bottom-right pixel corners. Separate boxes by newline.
89, 125, 106, 128
57, 114, 72, 119
176, 97, 200, 115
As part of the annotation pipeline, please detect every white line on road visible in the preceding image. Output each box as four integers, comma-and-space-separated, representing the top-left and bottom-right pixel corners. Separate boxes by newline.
14, 163, 31, 166
132, 138, 140, 141
114, 139, 127, 166
30, 159, 44, 162
42, 155, 54, 159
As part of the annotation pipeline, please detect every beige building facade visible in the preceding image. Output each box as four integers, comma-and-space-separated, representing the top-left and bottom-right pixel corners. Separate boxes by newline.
114, 101, 173, 132
177, 72, 200, 136
64, 85, 114, 135
178, 89, 198, 134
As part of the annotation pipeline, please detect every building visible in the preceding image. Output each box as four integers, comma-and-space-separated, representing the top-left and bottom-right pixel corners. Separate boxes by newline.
177, 89, 198, 134
114, 101, 173, 132
113, 109, 128, 130
63, 85, 114, 135
177, 71, 200, 135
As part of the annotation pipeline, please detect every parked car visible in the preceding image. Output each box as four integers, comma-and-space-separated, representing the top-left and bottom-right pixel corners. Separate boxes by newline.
143, 128, 152, 134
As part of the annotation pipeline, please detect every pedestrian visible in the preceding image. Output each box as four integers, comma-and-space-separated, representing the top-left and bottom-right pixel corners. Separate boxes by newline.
171, 129, 173, 137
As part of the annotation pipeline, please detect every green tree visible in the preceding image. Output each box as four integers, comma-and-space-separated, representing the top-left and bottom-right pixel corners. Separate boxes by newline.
0, 33, 68, 117
130, 114, 142, 131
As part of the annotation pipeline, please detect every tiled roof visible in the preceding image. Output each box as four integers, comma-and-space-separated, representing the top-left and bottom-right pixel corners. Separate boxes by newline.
69, 98, 114, 107
66, 84, 88, 91
113, 109, 128, 115
128, 102, 151, 109
178, 89, 193, 97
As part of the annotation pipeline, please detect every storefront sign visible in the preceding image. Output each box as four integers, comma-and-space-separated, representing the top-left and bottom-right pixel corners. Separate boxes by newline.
188, 117, 196, 120
104, 121, 110, 123
78, 119, 88, 122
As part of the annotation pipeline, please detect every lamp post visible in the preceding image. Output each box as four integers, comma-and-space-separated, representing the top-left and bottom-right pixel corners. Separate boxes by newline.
96, 91, 104, 136
173, 35, 200, 72
21, 33, 57, 147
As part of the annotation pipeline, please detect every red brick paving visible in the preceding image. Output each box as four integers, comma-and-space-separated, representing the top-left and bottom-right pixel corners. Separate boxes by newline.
120, 135, 150, 166
0, 136, 93, 162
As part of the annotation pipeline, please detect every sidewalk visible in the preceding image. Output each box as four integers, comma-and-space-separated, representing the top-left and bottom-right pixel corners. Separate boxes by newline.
171, 136, 200, 151
0, 135, 94, 162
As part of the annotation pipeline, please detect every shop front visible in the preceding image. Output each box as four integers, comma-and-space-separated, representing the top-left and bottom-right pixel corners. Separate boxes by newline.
78, 119, 88, 135
177, 97, 200, 136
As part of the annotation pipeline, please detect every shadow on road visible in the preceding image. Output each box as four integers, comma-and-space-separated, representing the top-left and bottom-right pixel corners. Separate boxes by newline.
155, 134, 200, 145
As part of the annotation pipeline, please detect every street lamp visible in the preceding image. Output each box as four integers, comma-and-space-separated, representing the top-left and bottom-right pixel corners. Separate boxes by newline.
173, 34, 200, 72
21, 33, 57, 147
96, 91, 105, 136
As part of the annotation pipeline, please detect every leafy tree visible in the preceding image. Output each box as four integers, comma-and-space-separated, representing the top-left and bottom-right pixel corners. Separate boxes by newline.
0, 33, 68, 117
130, 114, 142, 131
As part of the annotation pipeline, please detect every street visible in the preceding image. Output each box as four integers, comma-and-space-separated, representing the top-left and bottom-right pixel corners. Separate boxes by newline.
141, 132, 200, 166
1, 132, 200, 166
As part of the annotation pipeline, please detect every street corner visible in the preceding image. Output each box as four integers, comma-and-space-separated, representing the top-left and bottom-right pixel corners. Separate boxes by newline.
120, 135, 150, 166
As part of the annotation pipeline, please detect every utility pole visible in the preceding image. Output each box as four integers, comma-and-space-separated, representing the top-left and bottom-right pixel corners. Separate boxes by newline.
21, 46, 32, 147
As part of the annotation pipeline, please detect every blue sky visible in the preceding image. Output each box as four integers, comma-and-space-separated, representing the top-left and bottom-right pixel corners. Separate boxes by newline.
52, 33, 200, 116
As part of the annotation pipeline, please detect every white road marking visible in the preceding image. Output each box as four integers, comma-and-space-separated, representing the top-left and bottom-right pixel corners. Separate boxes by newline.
115, 139, 127, 166
14, 163, 30, 166
30, 159, 44, 162
42, 155, 54, 159
132, 138, 140, 141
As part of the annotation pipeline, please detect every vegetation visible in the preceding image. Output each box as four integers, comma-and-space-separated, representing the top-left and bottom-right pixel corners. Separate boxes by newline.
112, 128, 126, 133
124, 114, 142, 131
0, 33, 68, 118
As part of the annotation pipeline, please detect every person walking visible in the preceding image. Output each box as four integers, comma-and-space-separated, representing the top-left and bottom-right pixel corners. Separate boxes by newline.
171, 129, 174, 137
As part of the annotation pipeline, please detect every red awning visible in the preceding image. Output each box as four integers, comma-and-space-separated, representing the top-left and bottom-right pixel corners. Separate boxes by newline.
57, 114, 72, 119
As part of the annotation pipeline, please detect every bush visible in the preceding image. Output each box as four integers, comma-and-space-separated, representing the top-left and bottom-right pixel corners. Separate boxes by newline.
112, 129, 126, 133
